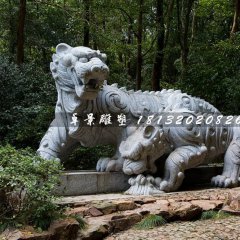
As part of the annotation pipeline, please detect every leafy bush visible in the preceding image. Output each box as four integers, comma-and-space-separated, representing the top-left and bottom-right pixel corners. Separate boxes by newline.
0, 145, 63, 232
65, 145, 115, 170
177, 37, 240, 115
0, 56, 55, 149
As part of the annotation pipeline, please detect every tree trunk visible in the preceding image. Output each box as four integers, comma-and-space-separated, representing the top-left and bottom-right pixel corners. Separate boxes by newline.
8, 0, 15, 58
83, 0, 90, 47
191, 1, 197, 43
177, 0, 195, 79
164, 0, 174, 47
151, 0, 164, 91
16, 0, 26, 65
126, 22, 133, 78
136, 0, 143, 90
231, 0, 240, 37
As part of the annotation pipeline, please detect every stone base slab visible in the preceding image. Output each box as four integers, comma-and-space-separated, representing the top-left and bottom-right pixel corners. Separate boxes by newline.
56, 171, 130, 196
56, 165, 223, 196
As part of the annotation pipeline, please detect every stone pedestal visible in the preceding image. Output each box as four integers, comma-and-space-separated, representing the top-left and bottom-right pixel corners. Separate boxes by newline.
56, 165, 223, 196
56, 171, 130, 196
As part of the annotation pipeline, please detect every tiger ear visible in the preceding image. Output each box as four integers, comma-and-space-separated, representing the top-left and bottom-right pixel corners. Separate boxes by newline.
56, 43, 72, 54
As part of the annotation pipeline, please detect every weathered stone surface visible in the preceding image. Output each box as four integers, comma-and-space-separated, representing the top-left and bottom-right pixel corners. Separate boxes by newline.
169, 202, 202, 220
66, 206, 89, 216
138, 201, 170, 218
48, 218, 79, 240
225, 190, 240, 211
190, 200, 223, 211
106, 216, 240, 240
66, 206, 103, 217
3, 188, 240, 240
80, 216, 111, 240
1, 218, 79, 240
1, 229, 24, 240
93, 202, 117, 215
87, 207, 104, 217
109, 213, 142, 232
221, 206, 240, 216
80, 224, 110, 240
113, 200, 137, 211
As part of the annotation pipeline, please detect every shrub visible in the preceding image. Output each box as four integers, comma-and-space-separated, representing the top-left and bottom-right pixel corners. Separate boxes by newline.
0, 145, 63, 232
177, 37, 240, 115
65, 145, 115, 170
0, 56, 55, 149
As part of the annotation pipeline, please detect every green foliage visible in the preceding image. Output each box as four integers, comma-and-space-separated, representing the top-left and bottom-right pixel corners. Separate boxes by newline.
177, 36, 240, 114
135, 214, 166, 230
201, 210, 231, 220
0, 56, 55, 148
64, 145, 115, 170
0, 145, 63, 232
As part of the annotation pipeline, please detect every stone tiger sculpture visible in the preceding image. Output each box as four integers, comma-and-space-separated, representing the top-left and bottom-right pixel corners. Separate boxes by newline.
119, 113, 240, 195
37, 44, 239, 195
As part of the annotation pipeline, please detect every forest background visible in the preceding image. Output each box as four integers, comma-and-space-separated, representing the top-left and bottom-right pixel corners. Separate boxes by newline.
1, 0, 240, 169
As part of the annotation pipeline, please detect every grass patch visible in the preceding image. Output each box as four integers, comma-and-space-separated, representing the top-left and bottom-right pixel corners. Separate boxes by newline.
201, 210, 232, 220
72, 215, 86, 230
135, 214, 166, 230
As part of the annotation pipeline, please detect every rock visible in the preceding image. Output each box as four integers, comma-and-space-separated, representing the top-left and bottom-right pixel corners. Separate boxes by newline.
110, 213, 142, 232
80, 225, 109, 240
225, 191, 240, 211
200, 195, 210, 200
113, 200, 137, 211
156, 199, 169, 206
48, 218, 80, 240
221, 206, 240, 216
80, 216, 110, 240
0, 229, 24, 240
141, 198, 156, 204
191, 200, 223, 211
111, 215, 125, 220
1, 218, 80, 240
87, 207, 104, 217
137, 201, 170, 218
169, 202, 202, 221
93, 202, 117, 215
134, 200, 145, 205
66, 206, 89, 216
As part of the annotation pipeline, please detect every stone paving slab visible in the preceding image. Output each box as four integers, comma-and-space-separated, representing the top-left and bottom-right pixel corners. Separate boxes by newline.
59, 187, 236, 206
63, 187, 240, 239
106, 216, 240, 240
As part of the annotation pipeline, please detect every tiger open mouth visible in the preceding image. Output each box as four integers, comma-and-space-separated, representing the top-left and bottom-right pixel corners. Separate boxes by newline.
74, 65, 108, 99
86, 79, 100, 89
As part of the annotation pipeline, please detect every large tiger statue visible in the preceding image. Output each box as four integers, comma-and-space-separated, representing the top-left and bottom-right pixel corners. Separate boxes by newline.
38, 43, 226, 183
